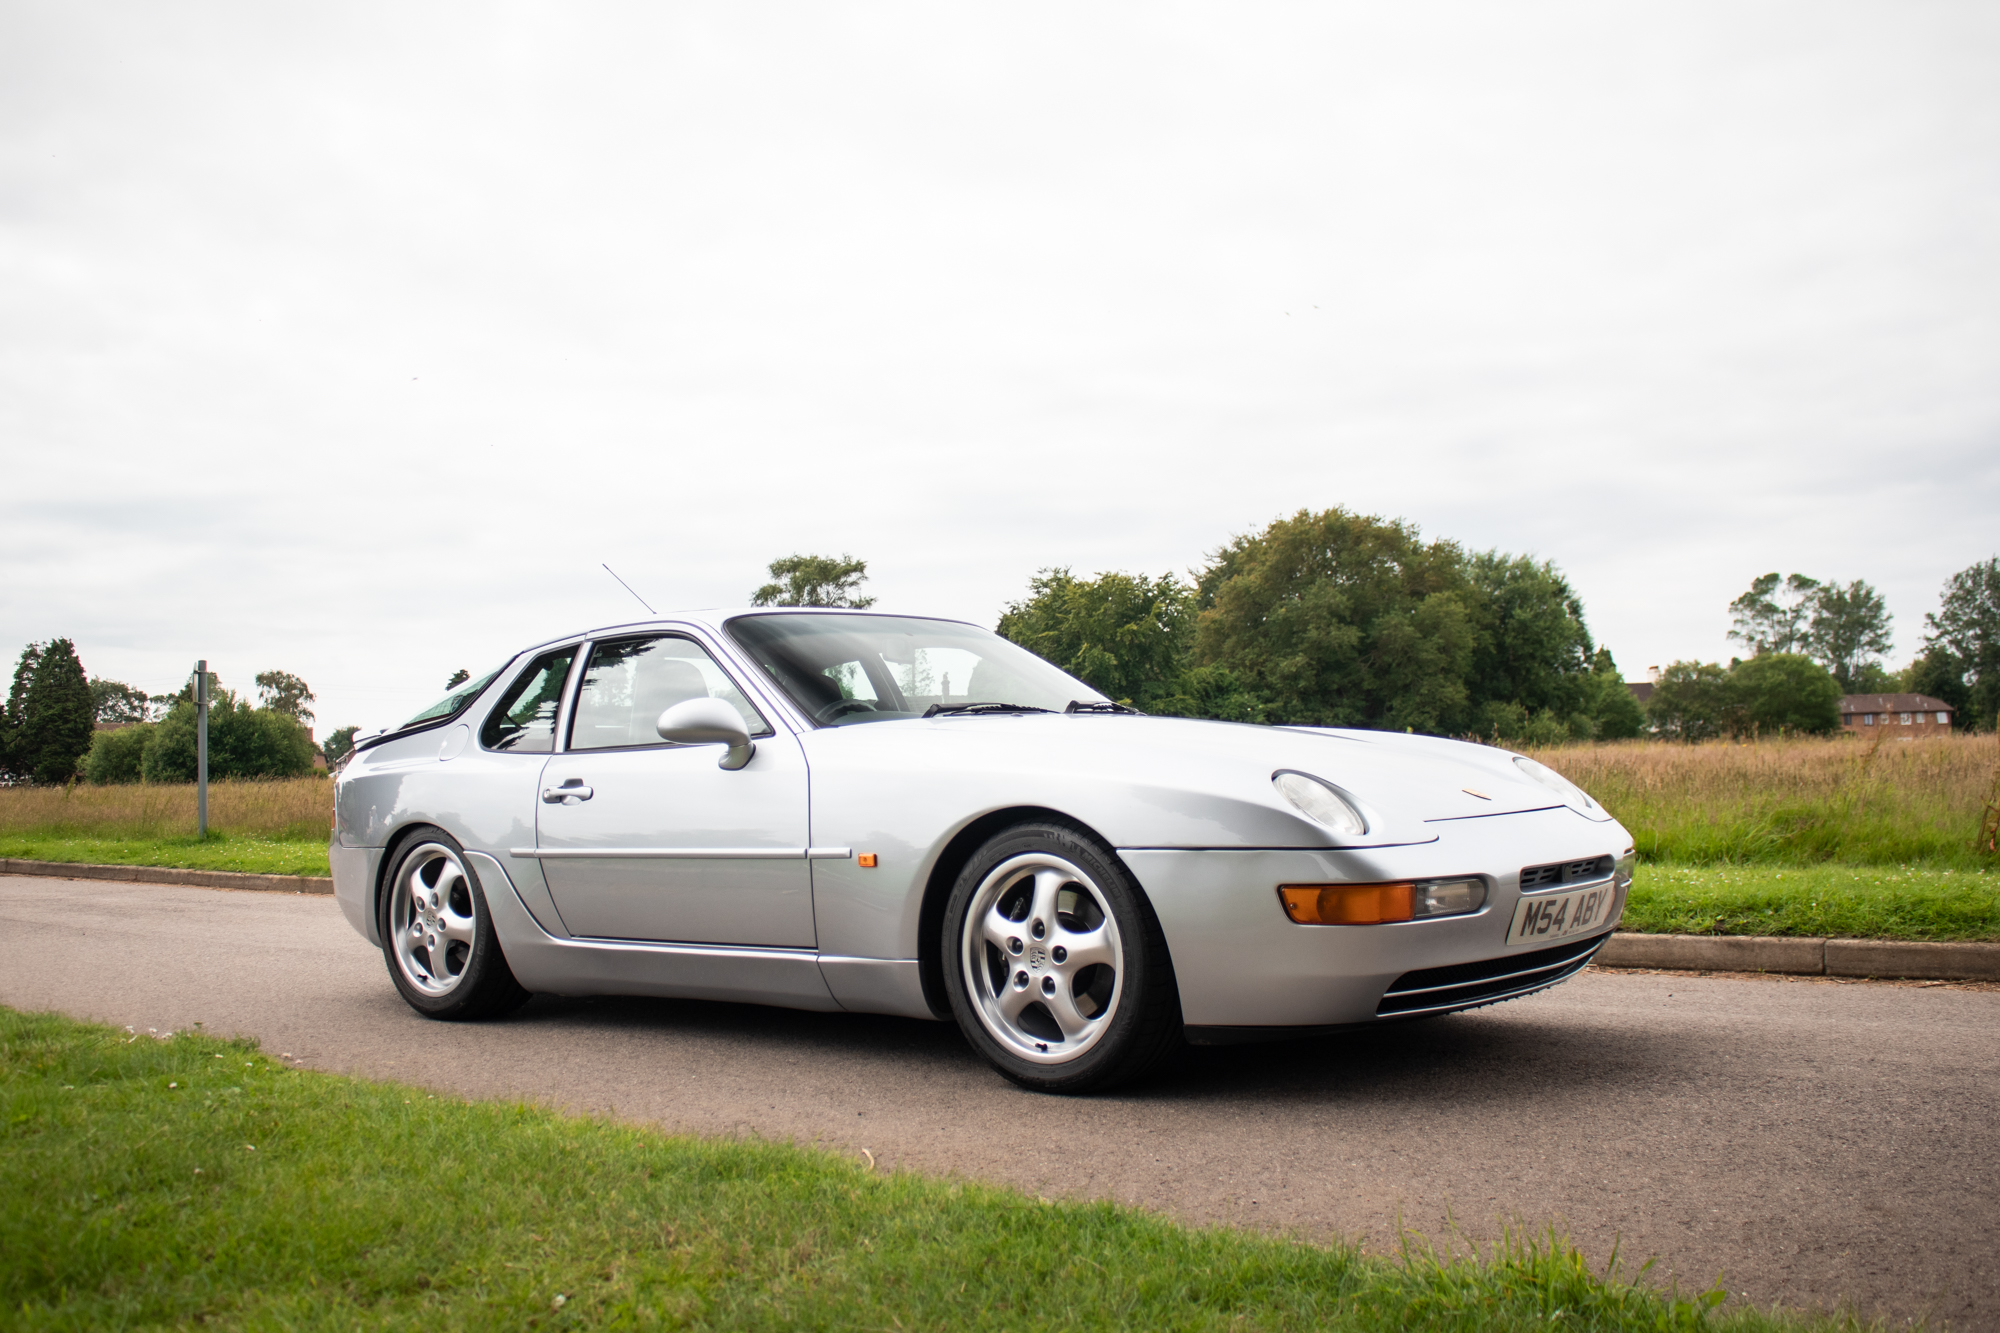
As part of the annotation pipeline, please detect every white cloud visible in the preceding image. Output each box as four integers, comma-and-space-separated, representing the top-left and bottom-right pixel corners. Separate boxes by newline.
4, 1, 1996, 730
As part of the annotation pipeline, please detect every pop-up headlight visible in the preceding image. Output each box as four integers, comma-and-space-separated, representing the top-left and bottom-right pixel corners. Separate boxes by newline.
1272, 771, 1367, 837
1512, 755, 1599, 813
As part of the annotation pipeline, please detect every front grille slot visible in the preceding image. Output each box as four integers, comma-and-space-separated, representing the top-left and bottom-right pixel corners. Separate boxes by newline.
1519, 854, 1614, 890
1377, 931, 1610, 1017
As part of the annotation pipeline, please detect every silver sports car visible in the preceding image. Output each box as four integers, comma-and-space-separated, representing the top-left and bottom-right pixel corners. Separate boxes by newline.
332, 609, 1634, 1092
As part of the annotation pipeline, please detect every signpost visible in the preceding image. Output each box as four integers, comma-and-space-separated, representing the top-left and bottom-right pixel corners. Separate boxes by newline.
195, 659, 209, 839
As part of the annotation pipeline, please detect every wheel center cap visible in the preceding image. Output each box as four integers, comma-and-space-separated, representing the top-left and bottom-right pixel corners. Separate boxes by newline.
1027, 942, 1047, 969
423, 906, 437, 926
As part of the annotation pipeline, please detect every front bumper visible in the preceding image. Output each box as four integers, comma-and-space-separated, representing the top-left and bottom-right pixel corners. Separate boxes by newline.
1122, 805, 1629, 1030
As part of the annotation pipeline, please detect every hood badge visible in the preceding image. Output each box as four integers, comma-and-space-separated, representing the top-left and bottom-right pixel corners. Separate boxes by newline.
1462, 787, 1492, 800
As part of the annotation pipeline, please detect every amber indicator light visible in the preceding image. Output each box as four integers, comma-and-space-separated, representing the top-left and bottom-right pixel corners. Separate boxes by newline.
857, 853, 878, 868
1278, 882, 1415, 925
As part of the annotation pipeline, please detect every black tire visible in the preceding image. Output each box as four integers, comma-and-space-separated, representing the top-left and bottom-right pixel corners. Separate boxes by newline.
942, 821, 1181, 1093
378, 828, 529, 1020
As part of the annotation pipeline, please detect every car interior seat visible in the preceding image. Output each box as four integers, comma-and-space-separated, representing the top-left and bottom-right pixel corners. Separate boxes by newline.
630, 658, 711, 743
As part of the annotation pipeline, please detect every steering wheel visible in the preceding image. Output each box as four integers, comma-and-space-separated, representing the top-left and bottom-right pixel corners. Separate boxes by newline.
814, 698, 879, 723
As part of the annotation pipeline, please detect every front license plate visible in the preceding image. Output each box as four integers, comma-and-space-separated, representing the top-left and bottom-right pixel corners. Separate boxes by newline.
1506, 882, 1616, 947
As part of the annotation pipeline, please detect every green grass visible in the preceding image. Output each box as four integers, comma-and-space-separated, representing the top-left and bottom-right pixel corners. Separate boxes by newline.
1, 1007, 1859, 1333
1622, 864, 2000, 941
0, 833, 330, 878
1523, 735, 2000, 872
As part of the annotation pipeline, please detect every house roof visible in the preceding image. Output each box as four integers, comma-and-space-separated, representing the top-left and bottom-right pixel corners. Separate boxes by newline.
1838, 693, 1952, 714
1625, 681, 1655, 702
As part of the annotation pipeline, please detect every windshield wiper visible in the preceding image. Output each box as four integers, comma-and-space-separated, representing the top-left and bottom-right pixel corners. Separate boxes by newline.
922, 702, 1055, 718
1065, 699, 1140, 715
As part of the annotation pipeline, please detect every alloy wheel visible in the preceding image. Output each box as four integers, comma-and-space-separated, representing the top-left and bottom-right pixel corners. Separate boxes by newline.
960, 851, 1124, 1064
389, 842, 479, 998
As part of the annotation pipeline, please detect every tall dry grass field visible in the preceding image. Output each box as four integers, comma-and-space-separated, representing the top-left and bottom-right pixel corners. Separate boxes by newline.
1523, 731, 2000, 866
0, 777, 330, 843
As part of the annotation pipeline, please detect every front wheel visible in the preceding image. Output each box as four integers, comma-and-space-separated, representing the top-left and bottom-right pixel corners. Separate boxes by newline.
379, 831, 528, 1020
942, 823, 1180, 1093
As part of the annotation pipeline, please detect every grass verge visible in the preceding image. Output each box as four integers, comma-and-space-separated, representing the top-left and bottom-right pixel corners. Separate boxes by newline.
1524, 733, 1999, 869
1622, 864, 2000, 942
2, 1007, 1861, 1332
2, 854, 1996, 945
0, 833, 330, 878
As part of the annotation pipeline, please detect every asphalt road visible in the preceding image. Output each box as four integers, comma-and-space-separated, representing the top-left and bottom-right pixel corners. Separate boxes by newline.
4, 874, 1996, 1327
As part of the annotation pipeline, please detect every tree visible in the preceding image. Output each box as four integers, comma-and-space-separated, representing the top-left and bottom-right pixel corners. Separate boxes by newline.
1923, 557, 2000, 731
1463, 553, 1596, 733
1728, 573, 1821, 656
445, 668, 470, 689
1901, 646, 1973, 722
751, 554, 876, 608
322, 724, 360, 767
1731, 653, 1840, 734
166, 668, 223, 709
1804, 580, 1893, 691
1192, 507, 1475, 731
255, 670, 316, 723
1580, 648, 1647, 740
13, 639, 97, 785
1849, 662, 1898, 693
89, 679, 152, 725
1644, 661, 1739, 741
1645, 654, 1838, 740
0, 643, 43, 781
996, 569, 1194, 709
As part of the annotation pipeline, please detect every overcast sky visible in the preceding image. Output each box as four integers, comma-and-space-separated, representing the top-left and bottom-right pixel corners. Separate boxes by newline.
4, 1, 1996, 735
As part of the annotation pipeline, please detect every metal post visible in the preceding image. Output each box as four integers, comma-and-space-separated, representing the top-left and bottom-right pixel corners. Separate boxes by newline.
196, 660, 209, 839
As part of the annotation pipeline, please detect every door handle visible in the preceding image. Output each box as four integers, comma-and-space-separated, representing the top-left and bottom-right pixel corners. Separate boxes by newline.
542, 782, 593, 804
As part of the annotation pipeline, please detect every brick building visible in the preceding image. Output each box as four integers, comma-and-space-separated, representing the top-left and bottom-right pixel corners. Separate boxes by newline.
1838, 693, 1954, 736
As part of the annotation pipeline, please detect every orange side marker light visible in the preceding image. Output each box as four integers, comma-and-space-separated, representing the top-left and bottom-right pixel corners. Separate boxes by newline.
857, 853, 878, 868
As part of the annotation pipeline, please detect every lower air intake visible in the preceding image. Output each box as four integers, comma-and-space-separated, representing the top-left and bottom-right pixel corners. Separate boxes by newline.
1377, 931, 1610, 1017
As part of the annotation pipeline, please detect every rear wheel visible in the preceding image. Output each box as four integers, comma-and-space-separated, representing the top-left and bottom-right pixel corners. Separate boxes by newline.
943, 822, 1180, 1093
379, 830, 528, 1020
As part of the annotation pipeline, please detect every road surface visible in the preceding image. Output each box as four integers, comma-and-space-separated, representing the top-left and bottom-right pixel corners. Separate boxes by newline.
3, 874, 1994, 1326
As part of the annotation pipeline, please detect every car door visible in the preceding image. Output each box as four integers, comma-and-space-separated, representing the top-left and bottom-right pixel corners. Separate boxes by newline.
535, 632, 816, 948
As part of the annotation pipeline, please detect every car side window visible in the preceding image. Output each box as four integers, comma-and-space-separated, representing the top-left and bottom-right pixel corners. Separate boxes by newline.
479, 648, 576, 753
568, 635, 772, 751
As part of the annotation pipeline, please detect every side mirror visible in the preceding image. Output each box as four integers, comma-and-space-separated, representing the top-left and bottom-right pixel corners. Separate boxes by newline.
656, 697, 756, 771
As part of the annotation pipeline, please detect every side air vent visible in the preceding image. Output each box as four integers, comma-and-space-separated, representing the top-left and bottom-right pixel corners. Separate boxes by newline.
1519, 855, 1613, 890
1377, 931, 1611, 1017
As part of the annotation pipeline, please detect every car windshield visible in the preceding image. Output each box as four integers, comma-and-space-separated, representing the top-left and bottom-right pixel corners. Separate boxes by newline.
726, 613, 1105, 726
396, 665, 503, 733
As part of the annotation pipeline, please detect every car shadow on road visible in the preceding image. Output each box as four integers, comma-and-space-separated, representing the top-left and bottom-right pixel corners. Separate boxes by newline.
501, 990, 1702, 1110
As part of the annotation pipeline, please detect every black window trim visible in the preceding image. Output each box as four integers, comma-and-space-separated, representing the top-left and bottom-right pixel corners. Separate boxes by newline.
476, 644, 585, 756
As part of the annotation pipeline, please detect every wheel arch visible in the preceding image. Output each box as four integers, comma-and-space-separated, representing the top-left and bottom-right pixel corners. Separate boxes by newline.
371, 821, 451, 935
914, 805, 1176, 1021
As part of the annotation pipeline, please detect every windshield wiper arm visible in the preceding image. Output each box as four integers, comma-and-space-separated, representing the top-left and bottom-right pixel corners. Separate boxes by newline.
922, 702, 1055, 718
1065, 699, 1140, 715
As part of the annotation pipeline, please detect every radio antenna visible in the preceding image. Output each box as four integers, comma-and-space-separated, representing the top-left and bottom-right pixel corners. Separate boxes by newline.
602, 563, 657, 615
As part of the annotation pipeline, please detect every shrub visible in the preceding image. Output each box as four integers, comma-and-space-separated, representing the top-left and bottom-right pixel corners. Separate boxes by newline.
142, 696, 318, 781
84, 723, 154, 784
1645, 654, 1840, 739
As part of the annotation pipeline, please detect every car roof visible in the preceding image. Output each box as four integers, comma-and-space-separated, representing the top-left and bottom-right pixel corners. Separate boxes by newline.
516, 607, 982, 658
